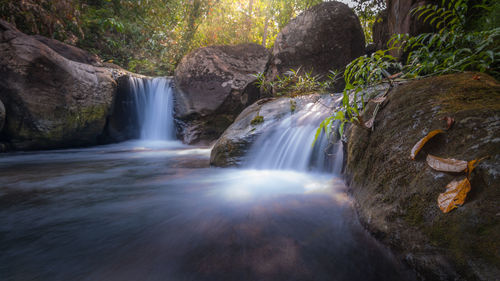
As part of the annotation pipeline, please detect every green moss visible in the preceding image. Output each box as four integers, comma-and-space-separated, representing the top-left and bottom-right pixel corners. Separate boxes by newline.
290, 99, 296, 112
432, 73, 500, 113
403, 196, 426, 226
251, 114, 264, 125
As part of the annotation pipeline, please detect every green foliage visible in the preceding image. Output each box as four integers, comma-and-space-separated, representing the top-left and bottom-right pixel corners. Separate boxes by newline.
251, 114, 264, 125
193, 0, 323, 49
340, 49, 400, 122
468, 0, 500, 31
396, 0, 500, 78
0, 0, 82, 42
350, 0, 386, 44
254, 68, 336, 97
77, 0, 186, 76
290, 99, 297, 112
411, 0, 468, 32
397, 28, 500, 78
1, 0, 327, 75
316, 0, 500, 141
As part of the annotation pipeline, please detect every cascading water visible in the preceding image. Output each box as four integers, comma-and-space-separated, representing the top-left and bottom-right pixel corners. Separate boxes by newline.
0, 91, 416, 281
246, 95, 343, 174
128, 77, 175, 140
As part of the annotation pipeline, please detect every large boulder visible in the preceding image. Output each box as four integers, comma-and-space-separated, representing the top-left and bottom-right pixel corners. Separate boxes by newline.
32, 35, 102, 66
345, 73, 500, 280
0, 20, 116, 150
267, 1, 365, 89
174, 43, 270, 144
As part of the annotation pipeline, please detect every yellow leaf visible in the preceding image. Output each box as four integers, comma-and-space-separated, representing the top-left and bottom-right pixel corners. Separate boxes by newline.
437, 178, 471, 213
410, 129, 444, 160
466, 156, 488, 179
426, 154, 467, 173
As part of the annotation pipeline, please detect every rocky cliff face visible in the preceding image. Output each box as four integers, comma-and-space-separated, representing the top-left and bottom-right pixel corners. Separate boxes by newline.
267, 1, 365, 91
345, 73, 500, 280
0, 20, 116, 150
174, 43, 270, 145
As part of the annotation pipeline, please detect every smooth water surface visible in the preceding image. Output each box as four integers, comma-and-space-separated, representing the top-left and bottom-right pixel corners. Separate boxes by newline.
0, 142, 415, 281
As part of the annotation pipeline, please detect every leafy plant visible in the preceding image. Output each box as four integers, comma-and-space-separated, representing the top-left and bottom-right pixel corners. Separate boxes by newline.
316, 0, 500, 142
254, 67, 335, 97
251, 113, 264, 125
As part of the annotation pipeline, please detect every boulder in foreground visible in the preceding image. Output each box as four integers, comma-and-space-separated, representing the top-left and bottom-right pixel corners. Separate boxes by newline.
346, 72, 500, 280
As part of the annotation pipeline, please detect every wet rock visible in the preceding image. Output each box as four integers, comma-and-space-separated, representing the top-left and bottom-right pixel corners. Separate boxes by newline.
174, 43, 270, 144
0, 20, 116, 150
0, 99, 5, 132
345, 73, 500, 280
211, 94, 324, 167
267, 1, 365, 90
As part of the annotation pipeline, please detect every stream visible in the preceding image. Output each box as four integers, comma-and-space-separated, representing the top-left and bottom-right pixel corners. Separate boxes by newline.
0, 141, 416, 281
0, 77, 416, 281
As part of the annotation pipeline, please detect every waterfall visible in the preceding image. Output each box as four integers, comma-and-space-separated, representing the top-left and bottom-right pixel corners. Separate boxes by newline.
128, 77, 175, 140
246, 95, 343, 174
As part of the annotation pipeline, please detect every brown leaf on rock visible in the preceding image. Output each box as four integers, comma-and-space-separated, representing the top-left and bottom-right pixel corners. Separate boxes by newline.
364, 117, 374, 129
410, 129, 444, 160
442, 116, 455, 130
438, 178, 471, 213
426, 154, 467, 172
388, 72, 403, 79
370, 96, 387, 104
466, 156, 489, 179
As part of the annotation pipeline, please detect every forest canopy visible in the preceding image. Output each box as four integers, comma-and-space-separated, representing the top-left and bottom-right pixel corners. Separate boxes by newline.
1, 0, 369, 76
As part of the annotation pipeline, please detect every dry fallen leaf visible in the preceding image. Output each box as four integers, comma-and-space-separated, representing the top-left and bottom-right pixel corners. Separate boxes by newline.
472, 75, 481, 80
438, 178, 471, 213
442, 116, 455, 130
370, 96, 387, 104
410, 130, 444, 160
364, 117, 374, 129
466, 156, 488, 179
388, 72, 403, 79
426, 154, 467, 173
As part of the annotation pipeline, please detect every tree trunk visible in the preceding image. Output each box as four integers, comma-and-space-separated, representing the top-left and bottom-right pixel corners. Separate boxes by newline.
262, 16, 269, 47
246, 0, 254, 41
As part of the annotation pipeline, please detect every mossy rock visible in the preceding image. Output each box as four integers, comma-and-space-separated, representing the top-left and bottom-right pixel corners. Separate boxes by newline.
0, 21, 116, 150
345, 72, 500, 280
